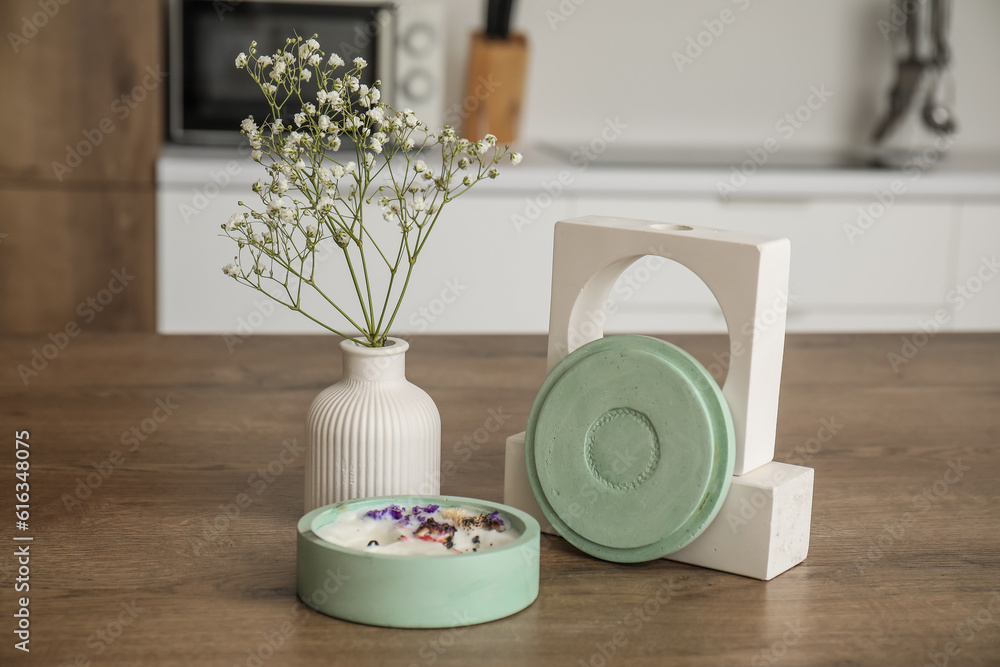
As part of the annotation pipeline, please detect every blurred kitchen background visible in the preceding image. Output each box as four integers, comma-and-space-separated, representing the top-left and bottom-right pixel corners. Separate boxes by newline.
1, 0, 998, 338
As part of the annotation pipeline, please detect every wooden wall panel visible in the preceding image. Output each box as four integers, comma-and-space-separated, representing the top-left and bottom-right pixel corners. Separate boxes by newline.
0, 188, 155, 333
0, 0, 161, 332
0, 0, 163, 184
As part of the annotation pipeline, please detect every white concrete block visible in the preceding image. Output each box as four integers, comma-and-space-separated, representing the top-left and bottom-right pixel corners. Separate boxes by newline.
666, 460, 813, 580
546, 216, 791, 475
504, 432, 813, 580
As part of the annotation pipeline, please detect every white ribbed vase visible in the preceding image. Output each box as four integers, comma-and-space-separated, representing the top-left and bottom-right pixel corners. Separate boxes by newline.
305, 337, 441, 512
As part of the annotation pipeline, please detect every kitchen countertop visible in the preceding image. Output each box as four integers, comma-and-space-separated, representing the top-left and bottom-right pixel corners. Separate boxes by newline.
2, 332, 999, 666
157, 143, 1000, 201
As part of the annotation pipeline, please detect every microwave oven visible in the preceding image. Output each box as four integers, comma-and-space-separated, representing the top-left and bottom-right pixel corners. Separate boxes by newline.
167, 0, 446, 145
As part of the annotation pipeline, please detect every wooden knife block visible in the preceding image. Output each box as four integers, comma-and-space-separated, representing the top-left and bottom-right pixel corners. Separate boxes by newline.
462, 32, 528, 144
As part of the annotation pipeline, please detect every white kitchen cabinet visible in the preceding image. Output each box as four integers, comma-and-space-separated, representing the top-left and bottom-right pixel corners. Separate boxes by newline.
157, 148, 1000, 334
951, 204, 1000, 331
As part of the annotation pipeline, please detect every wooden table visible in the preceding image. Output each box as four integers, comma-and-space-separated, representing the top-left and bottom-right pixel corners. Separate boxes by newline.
2, 333, 999, 666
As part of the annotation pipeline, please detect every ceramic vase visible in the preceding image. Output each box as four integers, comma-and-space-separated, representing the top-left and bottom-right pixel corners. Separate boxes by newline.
305, 337, 440, 511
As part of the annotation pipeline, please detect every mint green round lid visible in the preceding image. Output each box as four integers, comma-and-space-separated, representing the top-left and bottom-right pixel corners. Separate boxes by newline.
525, 335, 735, 563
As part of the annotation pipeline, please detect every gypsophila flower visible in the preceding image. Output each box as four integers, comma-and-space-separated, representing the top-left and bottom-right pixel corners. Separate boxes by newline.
510, 152, 523, 165
224, 36, 519, 347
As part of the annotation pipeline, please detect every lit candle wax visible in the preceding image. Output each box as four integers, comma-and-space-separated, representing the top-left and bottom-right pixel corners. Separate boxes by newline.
315, 503, 520, 556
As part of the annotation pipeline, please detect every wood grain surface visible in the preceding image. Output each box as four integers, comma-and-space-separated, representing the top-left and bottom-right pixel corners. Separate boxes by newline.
0, 333, 998, 667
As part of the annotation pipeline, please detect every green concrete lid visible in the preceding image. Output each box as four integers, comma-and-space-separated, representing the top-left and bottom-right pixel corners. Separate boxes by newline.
297, 495, 540, 628
525, 335, 735, 563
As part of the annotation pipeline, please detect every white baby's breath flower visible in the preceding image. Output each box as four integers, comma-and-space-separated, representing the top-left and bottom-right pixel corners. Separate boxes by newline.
271, 119, 284, 135
294, 159, 306, 170
305, 225, 318, 238
484, 133, 497, 146
306, 38, 320, 50
241, 116, 257, 133
307, 54, 321, 67
252, 232, 265, 245
251, 150, 262, 162
367, 107, 384, 124
404, 113, 418, 128
458, 157, 469, 169
258, 55, 273, 67
273, 176, 289, 193
300, 69, 312, 82
317, 195, 335, 212
235, 52, 248, 68
332, 164, 345, 179
328, 53, 344, 67
327, 135, 342, 151
346, 76, 360, 92
222, 263, 240, 277
353, 57, 367, 68
294, 113, 306, 127
226, 213, 243, 230
488, 168, 500, 179
303, 103, 316, 115
510, 152, 523, 165
252, 178, 265, 193
412, 195, 426, 212
254, 259, 267, 274
365, 153, 374, 169
272, 60, 287, 78
403, 138, 415, 151
266, 83, 278, 94
413, 160, 427, 173
462, 175, 474, 186
368, 137, 383, 154
477, 139, 490, 155
318, 168, 334, 185
318, 115, 331, 131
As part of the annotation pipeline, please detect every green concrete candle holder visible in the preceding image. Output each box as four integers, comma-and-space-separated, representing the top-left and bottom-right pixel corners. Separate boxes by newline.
297, 495, 540, 628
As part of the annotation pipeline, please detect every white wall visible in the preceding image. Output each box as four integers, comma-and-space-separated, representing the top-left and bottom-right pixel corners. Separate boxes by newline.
441, 0, 1000, 153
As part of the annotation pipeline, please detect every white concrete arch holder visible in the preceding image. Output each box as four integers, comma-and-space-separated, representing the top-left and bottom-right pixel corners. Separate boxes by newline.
503, 215, 815, 580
